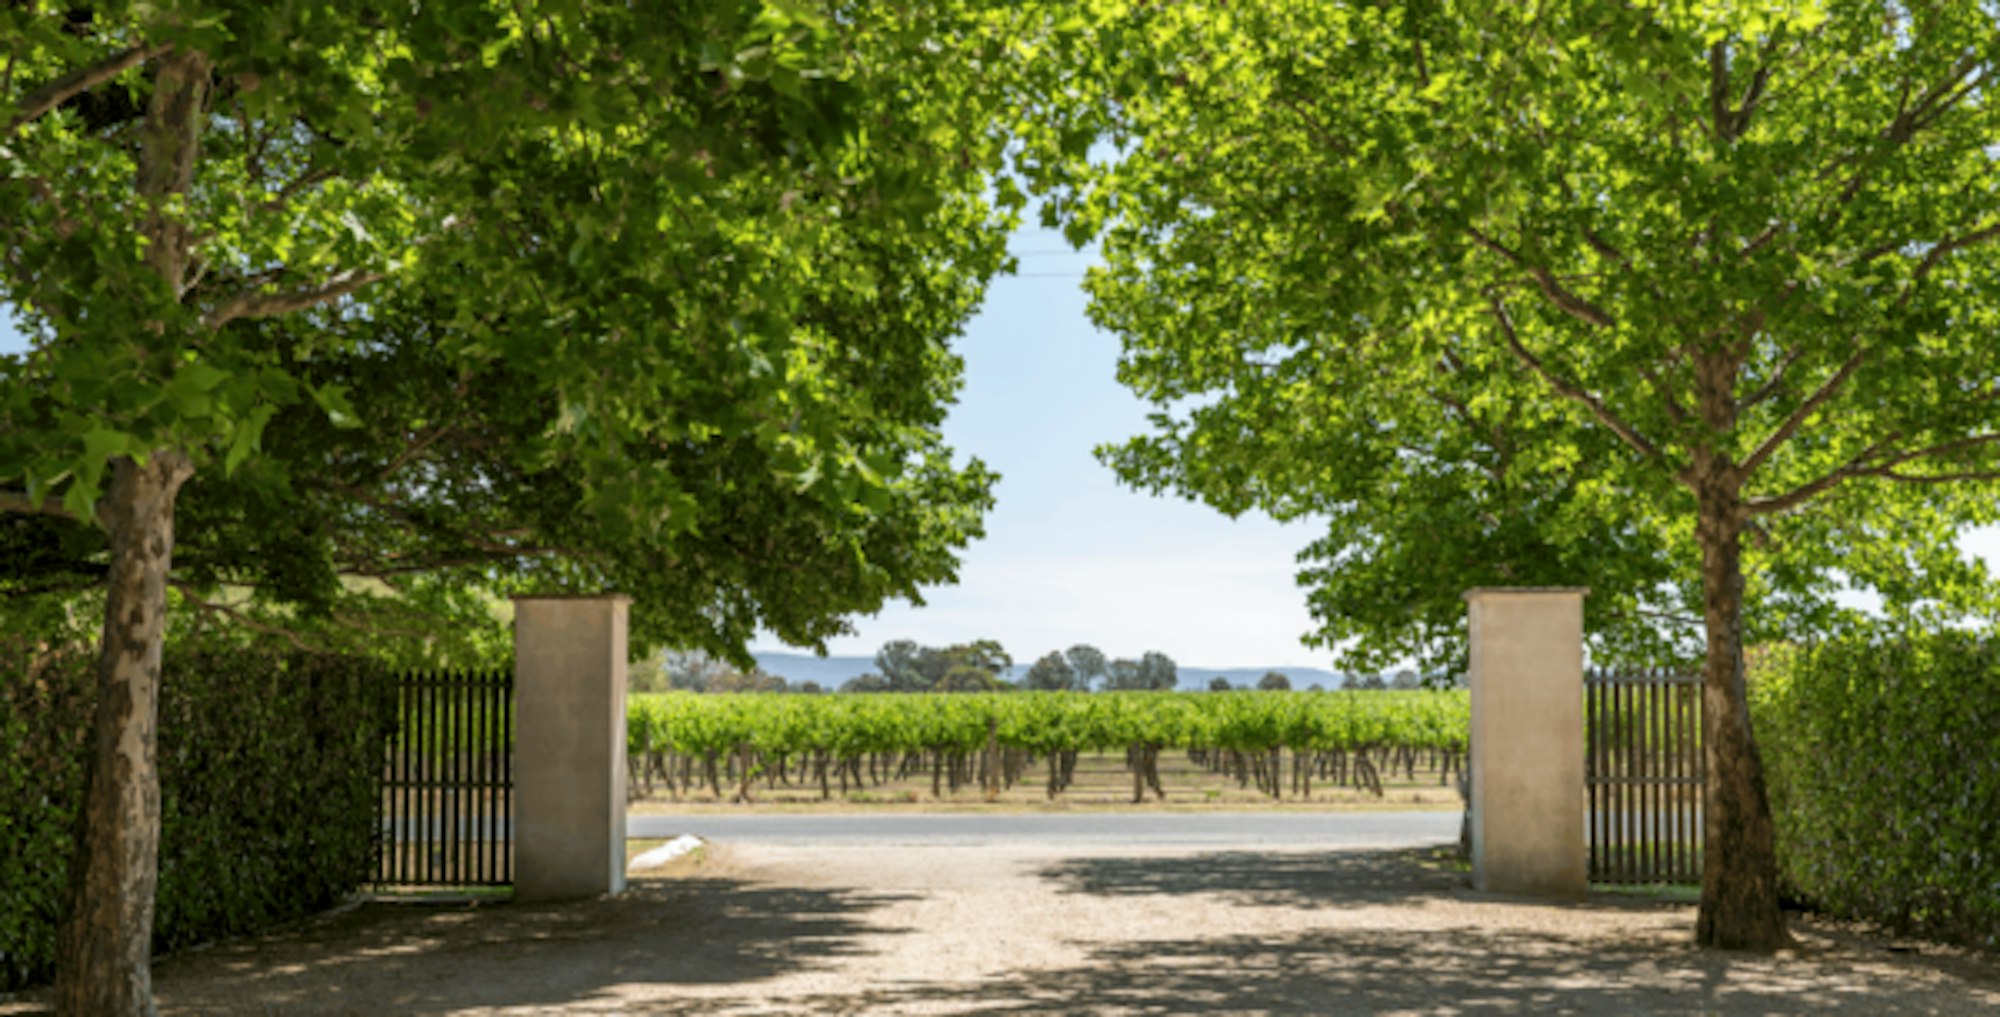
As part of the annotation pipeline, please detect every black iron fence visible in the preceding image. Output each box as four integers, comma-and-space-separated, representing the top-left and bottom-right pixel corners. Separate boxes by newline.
375, 668, 514, 888
1586, 668, 1704, 884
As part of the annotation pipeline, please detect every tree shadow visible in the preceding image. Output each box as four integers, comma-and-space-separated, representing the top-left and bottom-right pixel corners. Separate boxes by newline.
1035, 846, 1480, 910
3, 876, 916, 1016
6, 848, 1993, 1016
681, 923, 2000, 1016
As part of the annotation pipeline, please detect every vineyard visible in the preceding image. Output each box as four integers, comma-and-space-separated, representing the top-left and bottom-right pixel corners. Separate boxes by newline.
626, 690, 1469, 805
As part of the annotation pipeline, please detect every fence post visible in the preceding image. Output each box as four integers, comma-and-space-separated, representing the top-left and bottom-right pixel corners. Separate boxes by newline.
513, 594, 630, 902
1464, 587, 1588, 899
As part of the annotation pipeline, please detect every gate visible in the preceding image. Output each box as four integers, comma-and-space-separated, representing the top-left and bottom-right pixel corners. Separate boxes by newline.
1585, 668, 1704, 884
376, 668, 514, 888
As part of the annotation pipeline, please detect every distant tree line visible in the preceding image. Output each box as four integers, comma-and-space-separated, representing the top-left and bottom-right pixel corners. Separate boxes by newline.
636, 649, 826, 695
641, 644, 1445, 695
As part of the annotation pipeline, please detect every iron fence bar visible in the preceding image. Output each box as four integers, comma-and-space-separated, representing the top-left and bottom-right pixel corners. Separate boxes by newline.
449, 672, 462, 886
1677, 678, 1691, 881
476, 672, 488, 883
1636, 677, 1649, 882
429, 670, 444, 883
502, 667, 513, 883
1618, 678, 1631, 882
1667, 676, 1680, 882
1586, 679, 1599, 879
1650, 678, 1663, 882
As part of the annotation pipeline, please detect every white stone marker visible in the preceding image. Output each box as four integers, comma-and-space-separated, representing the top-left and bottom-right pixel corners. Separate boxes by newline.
514, 594, 630, 902
1464, 587, 1588, 899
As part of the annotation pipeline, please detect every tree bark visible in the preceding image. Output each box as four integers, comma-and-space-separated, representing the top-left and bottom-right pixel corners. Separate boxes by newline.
1693, 491, 1790, 950
54, 43, 211, 1017
55, 453, 193, 1017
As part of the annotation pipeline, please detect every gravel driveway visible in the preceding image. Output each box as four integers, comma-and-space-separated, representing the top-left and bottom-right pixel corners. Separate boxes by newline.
5, 841, 1996, 1015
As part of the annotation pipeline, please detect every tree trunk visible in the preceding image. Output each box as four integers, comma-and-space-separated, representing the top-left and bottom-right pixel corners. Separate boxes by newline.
1693, 496, 1790, 950
55, 47, 211, 1016
55, 453, 193, 1017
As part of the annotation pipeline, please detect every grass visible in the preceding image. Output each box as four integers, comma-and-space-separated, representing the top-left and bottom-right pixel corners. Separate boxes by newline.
368, 885, 513, 905
1591, 882, 1701, 903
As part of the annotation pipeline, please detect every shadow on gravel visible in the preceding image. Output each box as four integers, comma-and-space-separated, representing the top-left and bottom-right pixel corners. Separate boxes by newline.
679, 924, 2000, 1017
9, 847, 1994, 1016
1036, 846, 1477, 910
28, 878, 915, 1017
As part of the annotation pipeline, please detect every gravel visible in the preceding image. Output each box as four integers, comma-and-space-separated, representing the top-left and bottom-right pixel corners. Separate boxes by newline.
4, 840, 1995, 1015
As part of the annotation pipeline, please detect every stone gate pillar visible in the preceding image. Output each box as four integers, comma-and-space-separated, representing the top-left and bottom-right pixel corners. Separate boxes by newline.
513, 594, 629, 902
1464, 587, 1587, 898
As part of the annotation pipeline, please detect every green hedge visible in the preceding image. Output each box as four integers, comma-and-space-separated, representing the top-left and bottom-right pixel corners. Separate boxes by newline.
1752, 632, 2000, 948
0, 642, 393, 991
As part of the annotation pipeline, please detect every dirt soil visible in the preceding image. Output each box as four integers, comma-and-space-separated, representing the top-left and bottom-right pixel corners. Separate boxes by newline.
6, 842, 1997, 1016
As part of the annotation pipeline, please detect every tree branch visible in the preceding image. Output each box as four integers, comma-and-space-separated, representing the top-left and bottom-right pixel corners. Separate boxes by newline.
1737, 345, 1806, 412
0, 490, 78, 519
1747, 432, 2000, 515
375, 425, 459, 483
4, 42, 172, 139
1489, 295, 1660, 459
170, 581, 326, 654
258, 166, 336, 216
1466, 227, 1616, 327
19, 173, 80, 238
201, 268, 387, 329
1739, 346, 1868, 475
1896, 219, 2000, 309
1638, 365, 1689, 425
1709, 41, 1733, 141
1826, 55, 1984, 207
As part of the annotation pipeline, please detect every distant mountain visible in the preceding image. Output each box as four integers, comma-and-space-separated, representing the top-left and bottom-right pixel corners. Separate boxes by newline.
750, 651, 1352, 691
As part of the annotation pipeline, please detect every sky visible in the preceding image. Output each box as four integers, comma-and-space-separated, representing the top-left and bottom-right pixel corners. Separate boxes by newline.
779, 223, 1335, 668
9, 222, 1996, 671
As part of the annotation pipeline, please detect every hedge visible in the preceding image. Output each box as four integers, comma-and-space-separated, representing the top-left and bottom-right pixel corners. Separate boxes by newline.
1752, 632, 2000, 948
0, 642, 393, 991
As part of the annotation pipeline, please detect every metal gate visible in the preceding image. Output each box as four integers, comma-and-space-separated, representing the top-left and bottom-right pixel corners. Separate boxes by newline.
376, 668, 514, 887
1586, 668, 1704, 884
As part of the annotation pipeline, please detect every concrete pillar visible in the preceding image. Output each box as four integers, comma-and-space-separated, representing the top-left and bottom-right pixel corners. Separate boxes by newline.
1464, 587, 1587, 899
513, 595, 629, 902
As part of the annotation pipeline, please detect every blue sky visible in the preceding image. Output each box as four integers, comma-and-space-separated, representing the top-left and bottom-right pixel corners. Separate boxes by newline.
9, 221, 1996, 670
781, 225, 1333, 668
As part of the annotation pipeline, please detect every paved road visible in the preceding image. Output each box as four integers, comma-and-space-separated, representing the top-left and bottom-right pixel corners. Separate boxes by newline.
627, 810, 1462, 848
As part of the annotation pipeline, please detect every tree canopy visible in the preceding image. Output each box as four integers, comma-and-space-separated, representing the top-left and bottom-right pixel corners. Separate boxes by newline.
2, 0, 1026, 664
1025, 650, 1079, 690
1026, 0, 2000, 950
2, 2, 1036, 1009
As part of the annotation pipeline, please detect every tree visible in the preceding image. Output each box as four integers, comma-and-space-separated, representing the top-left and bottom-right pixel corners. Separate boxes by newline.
1064, 643, 1108, 691
841, 673, 894, 694
928, 639, 1012, 691
709, 669, 788, 694
876, 639, 932, 692
1389, 671, 1423, 691
953, 639, 1014, 680
652, 650, 734, 694
1208, 676, 1233, 691
1102, 657, 1146, 690
1137, 650, 1178, 690
2, 3, 1031, 1009
1347, 674, 1387, 692
1257, 671, 1291, 691
934, 665, 1005, 692
1025, 651, 1077, 691
1032, 0, 2000, 949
